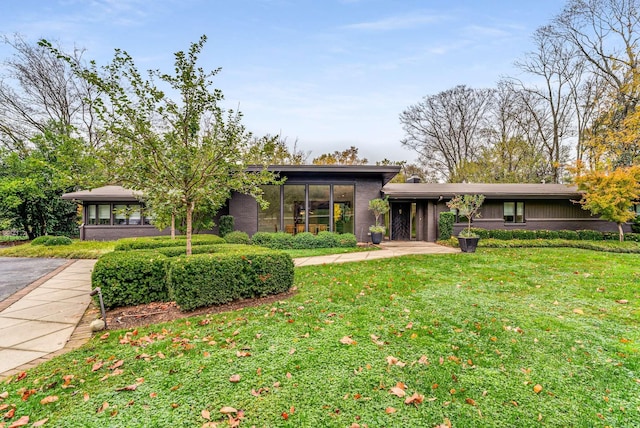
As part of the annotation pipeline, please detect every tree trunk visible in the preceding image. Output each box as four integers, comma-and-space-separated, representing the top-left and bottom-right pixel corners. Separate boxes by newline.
618, 223, 624, 242
186, 201, 194, 256
171, 212, 176, 239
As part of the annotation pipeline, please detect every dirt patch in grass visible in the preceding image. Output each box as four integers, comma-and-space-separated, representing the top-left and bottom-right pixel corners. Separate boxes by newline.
103, 289, 297, 330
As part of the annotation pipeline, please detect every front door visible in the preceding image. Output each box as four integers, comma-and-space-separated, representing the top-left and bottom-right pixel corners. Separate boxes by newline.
391, 202, 411, 240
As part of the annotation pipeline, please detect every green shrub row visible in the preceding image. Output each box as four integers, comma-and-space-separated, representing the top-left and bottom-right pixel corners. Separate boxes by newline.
91, 251, 171, 308
30, 235, 73, 246
169, 250, 294, 311
218, 215, 234, 237
466, 228, 639, 242
92, 245, 294, 310
114, 234, 225, 251
251, 231, 357, 249
440, 237, 640, 254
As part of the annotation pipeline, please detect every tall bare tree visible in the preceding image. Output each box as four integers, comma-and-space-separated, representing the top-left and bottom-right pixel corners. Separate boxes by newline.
399, 85, 495, 181
0, 35, 100, 152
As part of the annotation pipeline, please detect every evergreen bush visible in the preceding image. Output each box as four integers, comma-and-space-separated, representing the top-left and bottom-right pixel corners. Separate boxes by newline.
218, 215, 234, 237
224, 231, 250, 244
91, 251, 171, 309
168, 249, 294, 311
438, 212, 455, 240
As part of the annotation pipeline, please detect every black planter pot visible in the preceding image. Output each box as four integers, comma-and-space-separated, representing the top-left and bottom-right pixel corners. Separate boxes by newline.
458, 237, 479, 253
371, 231, 383, 244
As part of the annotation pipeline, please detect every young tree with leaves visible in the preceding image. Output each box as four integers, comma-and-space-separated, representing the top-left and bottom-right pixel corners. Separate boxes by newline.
44, 35, 281, 255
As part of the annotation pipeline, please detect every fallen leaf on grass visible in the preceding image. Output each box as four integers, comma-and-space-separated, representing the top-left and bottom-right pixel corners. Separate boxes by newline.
32, 418, 48, 427
573, 308, 584, 315
220, 406, 237, 414
385, 407, 397, 414
533, 384, 543, 394
0, 392, 8, 400
389, 387, 406, 398
340, 336, 356, 345
40, 395, 59, 404
4, 408, 15, 419
229, 375, 241, 383
91, 361, 104, 372
201, 409, 210, 420
616, 300, 629, 304
115, 384, 139, 392
20, 389, 36, 401
465, 398, 477, 406
7, 415, 29, 427
96, 402, 109, 413
404, 393, 424, 406
109, 360, 124, 370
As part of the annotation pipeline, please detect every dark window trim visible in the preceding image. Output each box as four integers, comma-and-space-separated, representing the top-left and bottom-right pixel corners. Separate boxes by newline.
503, 201, 525, 224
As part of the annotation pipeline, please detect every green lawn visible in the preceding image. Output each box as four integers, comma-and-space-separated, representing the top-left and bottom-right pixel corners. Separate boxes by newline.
1, 248, 638, 427
0, 240, 372, 259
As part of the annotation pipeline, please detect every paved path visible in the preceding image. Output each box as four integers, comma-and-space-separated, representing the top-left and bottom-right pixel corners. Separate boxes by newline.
0, 242, 457, 378
0, 260, 96, 378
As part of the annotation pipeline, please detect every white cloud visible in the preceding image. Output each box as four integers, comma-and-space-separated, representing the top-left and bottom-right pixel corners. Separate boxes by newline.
342, 12, 449, 31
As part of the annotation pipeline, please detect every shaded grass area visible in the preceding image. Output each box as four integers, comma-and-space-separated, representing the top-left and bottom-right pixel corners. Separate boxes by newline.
0, 240, 372, 259
0, 240, 115, 258
1, 248, 638, 427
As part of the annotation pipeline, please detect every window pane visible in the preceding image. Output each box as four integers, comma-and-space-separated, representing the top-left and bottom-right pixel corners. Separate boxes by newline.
113, 204, 127, 225
258, 185, 281, 232
284, 185, 305, 235
98, 204, 111, 225
87, 204, 97, 225
504, 202, 515, 222
333, 185, 354, 234
129, 205, 141, 225
516, 202, 525, 223
309, 185, 330, 235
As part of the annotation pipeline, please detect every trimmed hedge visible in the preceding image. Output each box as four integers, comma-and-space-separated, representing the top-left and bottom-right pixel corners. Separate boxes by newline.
466, 228, 639, 242
438, 212, 455, 240
224, 231, 250, 244
251, 231, 357, 249
440, 237, 640, 253
31, 235, 73, 246
168, 249, 294, 311
91, 251, 171, 309
114, 234, 225, 251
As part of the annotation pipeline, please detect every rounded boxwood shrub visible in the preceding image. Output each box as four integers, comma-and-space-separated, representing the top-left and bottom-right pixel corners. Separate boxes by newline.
293, 232, 320, 249
224, 231, 250, 244
316, 231, 339, 248
30, 236, 51, 245
266, 232, 295, 249
168, 249, 294, 311
31, 235, 73, 246
250, 232, 273, 247
511, 229, 537, 240
91, 251, 170, 309
336, 233, 357, 247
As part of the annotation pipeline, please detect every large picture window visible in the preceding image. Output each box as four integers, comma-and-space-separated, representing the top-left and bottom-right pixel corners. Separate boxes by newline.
504, 202, 525, 223
259, 184, 355, 235
86, 203, 150, 226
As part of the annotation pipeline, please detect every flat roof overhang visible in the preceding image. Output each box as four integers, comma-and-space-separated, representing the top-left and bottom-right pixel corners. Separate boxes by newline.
382, 183, 582, 200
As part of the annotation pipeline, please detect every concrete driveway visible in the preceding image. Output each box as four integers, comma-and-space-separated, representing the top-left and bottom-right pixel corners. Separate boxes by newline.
0, 257, 68, 302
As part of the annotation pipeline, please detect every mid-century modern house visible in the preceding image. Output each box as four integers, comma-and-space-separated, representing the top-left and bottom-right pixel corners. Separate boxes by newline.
62, 165, 634, 242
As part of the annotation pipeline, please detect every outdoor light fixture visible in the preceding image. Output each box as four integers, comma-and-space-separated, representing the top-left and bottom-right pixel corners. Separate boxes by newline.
90, 287, 107, 329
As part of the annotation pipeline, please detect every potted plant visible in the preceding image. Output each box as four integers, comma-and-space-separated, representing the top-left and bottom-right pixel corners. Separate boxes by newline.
368, 197, 390, 244
447, 194, 485, 252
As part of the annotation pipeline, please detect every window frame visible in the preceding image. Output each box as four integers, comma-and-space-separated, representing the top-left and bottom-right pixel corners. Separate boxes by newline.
503, 201, 525, 224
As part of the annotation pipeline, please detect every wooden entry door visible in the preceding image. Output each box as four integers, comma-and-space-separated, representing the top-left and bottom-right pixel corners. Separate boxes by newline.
391, 202, 411, 240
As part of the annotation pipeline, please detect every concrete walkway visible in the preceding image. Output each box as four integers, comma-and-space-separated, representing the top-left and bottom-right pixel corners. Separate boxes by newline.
0, 260, 96, 378
0, 242, 457, 378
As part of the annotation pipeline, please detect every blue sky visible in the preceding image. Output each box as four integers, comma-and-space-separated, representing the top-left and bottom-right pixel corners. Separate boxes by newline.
0, 0, 566, 163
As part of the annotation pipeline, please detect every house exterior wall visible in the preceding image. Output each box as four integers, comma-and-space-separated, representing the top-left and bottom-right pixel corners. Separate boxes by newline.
439, 199, 631, 238
80, 225, 169, 241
